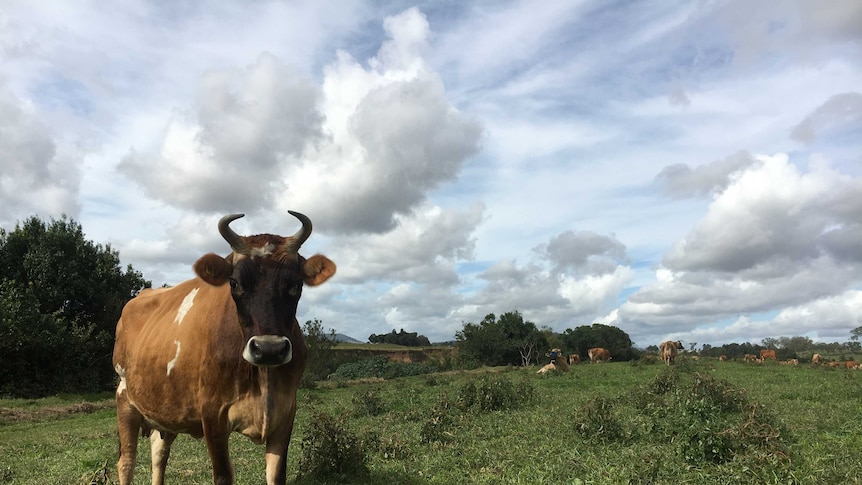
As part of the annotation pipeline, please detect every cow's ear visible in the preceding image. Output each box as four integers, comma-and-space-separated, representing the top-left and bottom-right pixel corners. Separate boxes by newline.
193, 253, 232, 286
302, 254, 336, 287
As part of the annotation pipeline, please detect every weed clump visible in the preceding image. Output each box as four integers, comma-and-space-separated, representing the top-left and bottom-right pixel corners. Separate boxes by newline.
351, 389, 386, 416
456, 375, 535, 412
298, 412, 369, 481
671, 373, 787, 466
573, 396, 626, 443
650, 368, 679, 395
420, 397, 457, 444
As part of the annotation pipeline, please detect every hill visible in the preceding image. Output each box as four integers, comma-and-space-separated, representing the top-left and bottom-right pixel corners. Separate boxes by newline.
333, 333, 363, 343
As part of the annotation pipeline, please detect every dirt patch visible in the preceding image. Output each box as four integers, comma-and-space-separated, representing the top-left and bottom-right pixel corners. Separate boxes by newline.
0, 399, 115, 424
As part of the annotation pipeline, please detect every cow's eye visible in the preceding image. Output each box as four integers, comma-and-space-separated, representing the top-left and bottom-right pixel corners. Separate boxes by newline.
229, 278, 238, 291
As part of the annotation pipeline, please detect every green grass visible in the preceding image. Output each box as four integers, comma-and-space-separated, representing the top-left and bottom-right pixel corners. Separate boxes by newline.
2, 362, 861, 484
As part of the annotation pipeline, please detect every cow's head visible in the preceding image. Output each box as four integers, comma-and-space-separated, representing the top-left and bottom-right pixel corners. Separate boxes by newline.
193, 211, 336, 367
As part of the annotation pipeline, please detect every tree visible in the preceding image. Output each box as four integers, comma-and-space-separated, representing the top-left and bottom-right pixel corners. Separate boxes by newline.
455, 311, 546, 367
851, 326, 862, 342
762, 337, 780, 349
0, 215, 150, 397
561, 323, 635, 361
301, 318, 338, 387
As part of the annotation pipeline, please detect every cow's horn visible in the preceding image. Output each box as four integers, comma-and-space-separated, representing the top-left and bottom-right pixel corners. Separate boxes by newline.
218, 214, 247, 253
285, 210, 312, 253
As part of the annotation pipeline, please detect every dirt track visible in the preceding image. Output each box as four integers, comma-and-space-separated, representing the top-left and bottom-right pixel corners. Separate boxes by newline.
0, 400, 114, 424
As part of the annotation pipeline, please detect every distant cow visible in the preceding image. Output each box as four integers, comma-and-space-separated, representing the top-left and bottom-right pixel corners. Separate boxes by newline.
588, 347, 611, 363
719, 355, 727, 362
812, 353, 822, 365
828, 361, 842, 368
659, 340, 683, 366
845, 361, 858, 370
537, 348, 570, 374
743, 354, 757, 363
113, 212, 336, 485
779, 359, 799, 366
760, 349, 777, 361
568, 354, 580, 365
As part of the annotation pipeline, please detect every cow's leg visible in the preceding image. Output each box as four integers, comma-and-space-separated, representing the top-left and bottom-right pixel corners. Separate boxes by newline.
116, 390, 143, 485
264, 409, 297, 485
264, 436, 289, 485
203, 418, 234, 485
150, 431, 177, 485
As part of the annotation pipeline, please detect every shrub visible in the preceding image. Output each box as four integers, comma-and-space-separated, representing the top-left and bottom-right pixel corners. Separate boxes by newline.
298, 412, 369, 480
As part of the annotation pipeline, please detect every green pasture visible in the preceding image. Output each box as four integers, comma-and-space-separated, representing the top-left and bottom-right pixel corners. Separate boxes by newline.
2, 360, 861, 484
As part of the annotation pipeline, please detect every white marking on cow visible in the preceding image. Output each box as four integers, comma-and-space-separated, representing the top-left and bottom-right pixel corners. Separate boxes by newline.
166, 340, 181, 376
115, 363, 127, 396
250, 243, 275, 258
174, 288, 199, 325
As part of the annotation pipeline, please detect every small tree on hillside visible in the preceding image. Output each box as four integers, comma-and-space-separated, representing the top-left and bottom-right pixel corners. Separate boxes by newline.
301, 318, 338, 387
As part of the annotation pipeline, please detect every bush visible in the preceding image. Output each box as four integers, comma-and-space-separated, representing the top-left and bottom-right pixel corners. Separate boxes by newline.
298, 412, 369, 480
330, 355, 437, 381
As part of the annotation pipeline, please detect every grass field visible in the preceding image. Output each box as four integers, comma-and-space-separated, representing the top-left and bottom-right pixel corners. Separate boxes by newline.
2, 360, 861, 484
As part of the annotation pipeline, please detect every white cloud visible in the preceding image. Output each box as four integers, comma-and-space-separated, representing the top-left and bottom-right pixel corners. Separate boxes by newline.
0, 83, 80, 224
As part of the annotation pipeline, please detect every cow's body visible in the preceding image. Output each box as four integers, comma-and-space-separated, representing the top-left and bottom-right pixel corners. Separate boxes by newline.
113, 212, 335, 485
743, 353, 757, 363
659, 340, 683, 366
568, 354, 580, 365
812, 353, 822, 365
760, 349, 777, 361
588, 347, 611, 363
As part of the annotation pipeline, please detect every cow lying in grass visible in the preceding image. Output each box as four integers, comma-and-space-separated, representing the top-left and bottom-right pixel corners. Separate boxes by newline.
537, 348, 570, 374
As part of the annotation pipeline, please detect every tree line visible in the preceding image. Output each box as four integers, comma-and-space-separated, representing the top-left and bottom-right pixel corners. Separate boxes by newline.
368, 328, 431, 347
3, 215, 860, 398
455, 311, 636, 368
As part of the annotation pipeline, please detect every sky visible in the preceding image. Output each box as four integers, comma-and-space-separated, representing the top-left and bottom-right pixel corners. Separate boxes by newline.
1, 1, 861, 348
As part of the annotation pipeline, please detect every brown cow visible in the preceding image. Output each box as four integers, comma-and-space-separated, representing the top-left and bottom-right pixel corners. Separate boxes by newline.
659, 340, 683, 366
113, 212, 336, 485
537, 348, 570, 374
743, 354, 757, 363
568, 354, 581, 365
812, 353, 822, 365
845, 361, 858, 370
760, 349, 777, 361
828, 361, 842, 368
719, 355, 727, 362
588, 347, 611, 363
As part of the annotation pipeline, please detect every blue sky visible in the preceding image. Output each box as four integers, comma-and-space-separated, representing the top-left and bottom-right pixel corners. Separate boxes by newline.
1, 1, 861, 347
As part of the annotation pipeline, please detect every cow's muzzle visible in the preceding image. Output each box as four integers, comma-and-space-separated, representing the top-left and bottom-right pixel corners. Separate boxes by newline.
243, 335, 293, 367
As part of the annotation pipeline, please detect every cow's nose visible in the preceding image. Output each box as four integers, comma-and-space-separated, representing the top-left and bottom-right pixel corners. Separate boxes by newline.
243, 335, 292, 366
